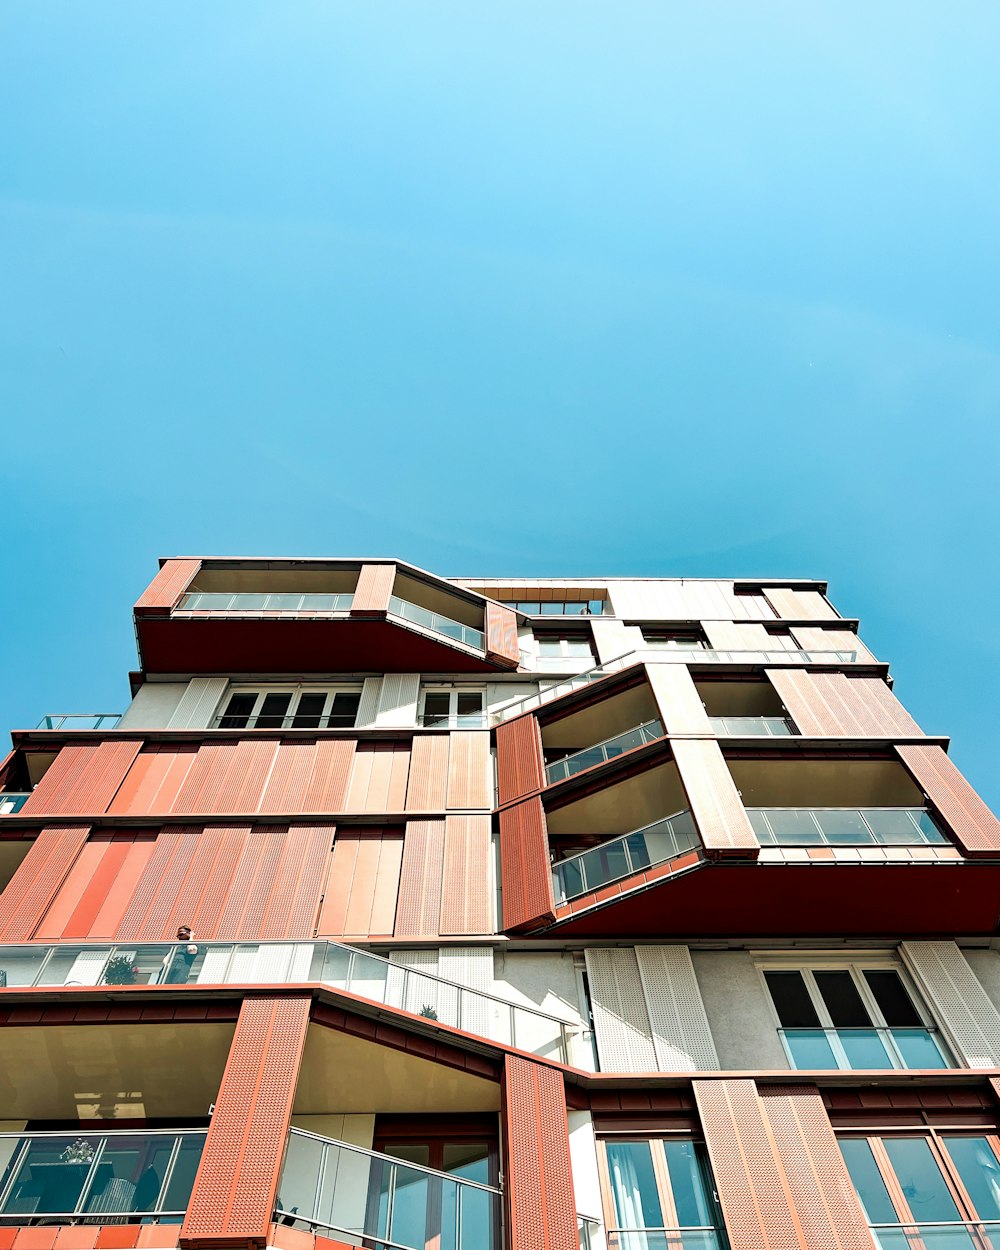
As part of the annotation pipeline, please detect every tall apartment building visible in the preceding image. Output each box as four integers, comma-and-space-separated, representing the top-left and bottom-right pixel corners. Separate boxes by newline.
1, 556, 1000, 1250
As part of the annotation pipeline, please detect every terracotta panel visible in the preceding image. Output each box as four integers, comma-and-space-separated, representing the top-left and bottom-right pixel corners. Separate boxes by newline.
702, 621, 774, 651
258, 742, 319, 814
317, 831, 402, 937
135, 559, 201, 614
498, 798, 556, 933
88, 835, 158, 937
405, 735, 449, 810
304, 740, 356, 812
0, 825, 91, 940
350, 563, 395, 616
764, 587, 838, 621
394, 820, 446, 936
61, 836, 136, 939
234, 827, 286, 939
181, 995, 310, 1247
502, 1055, 577, 1250
212, 827, 275, 938
439, 814, 493, 935
766, 669, 843, 736
645, 665, 712, 735
672, 739, 758, 857
790, 626, 875, 663
485, 602, 520, 666
21, 742, 142, 816
897, 744, 1000, 855
495, 717, 545, 805
34, 835, 114, 940
346, 742, 410, 812
116, 827, 201, 940
446, 731, 491, 808
259, 825, 334, 939
109, 746, 198, 816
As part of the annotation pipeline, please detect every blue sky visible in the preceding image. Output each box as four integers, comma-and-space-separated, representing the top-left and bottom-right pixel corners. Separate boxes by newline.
1, 3, 998, 806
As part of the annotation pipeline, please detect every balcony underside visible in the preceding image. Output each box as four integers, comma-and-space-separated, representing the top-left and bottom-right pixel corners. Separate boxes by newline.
136, 617, 502, 675
544, 859, 1000, 939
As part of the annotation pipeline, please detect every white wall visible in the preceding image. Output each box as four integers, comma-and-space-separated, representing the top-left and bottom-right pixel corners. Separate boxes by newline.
568, 1110, 606, 1249
690, 950, 789, 1070
117, 682, 188, 729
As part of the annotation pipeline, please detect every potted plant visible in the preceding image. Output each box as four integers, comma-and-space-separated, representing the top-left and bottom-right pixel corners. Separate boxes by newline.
61, 1139, 95, 1164
419, 1004, 438, 1020
103, 955, 138, 986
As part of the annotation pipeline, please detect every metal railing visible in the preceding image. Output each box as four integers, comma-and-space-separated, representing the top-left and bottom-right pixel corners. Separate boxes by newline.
211, 711, 360, 730
36, 714, 122, 731
493, 648, 857, 722
500, 600, 606, 616
780, 1025, 950, 1071
552, 810, 700, 903
0, 1129, 206, 1224
0, 794, 30, 815
578, 1214, 602, 1249
418, 714, 489, 729
866, 1221, 1000, 1248
0, 939, 572, 1062
276, 1129, 500, 1250
709, 715, 795, 737
533, 655, 599, 672
388, 595, 485, 650
546, 719, 664, 784
606, 1230, 727, 1249
748, 807, 947, 846
176, 591, 354, 613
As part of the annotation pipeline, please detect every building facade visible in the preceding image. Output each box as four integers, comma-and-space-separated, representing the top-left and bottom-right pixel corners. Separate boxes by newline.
1, 556, 999, 1250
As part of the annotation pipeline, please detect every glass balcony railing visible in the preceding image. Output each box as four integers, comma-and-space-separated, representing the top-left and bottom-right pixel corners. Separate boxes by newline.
607, 1231, 727, 1250
748, 807, 948, 847
780, 1026, 950, 1071
176, 592, 354, 613
0, 940, 572, 1062
709, 715, 795, 736
276, 1129, 500, 1250
552, 810, 700, 903
546, 719, 664, 785
418, 713, 489, 729
388, 596, 485, 650
866, 1224, 1000, 1249
0, 794, 30, 815
36, 714, 121, 730
0, 1130, 206, 1224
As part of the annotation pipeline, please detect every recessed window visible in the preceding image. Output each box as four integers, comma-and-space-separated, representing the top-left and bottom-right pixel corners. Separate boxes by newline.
598, 1138, 726, 1249
419, 686, 486, 728
641, 630, 706, 650
216, 687, 362, 730
537, 637, 594, 658
499, 599, 605, 616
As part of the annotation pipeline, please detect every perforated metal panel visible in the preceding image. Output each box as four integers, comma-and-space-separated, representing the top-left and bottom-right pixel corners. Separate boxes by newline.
790, 626, 876, 663
388, 949, 440, 1013
406, 735, 450, 810
766, 669, 842, 736
645, 665, 713, 735
446, 731, 491, 808
763, 587, 838, 620
354, 677, 383, 728
350, 563, 395, 615
900, 940, 1000, 1067
584, 948, 657, 1073
671, 738, 759, 856
439, 814, 492, 935
439, 946, 493, 1037
634, 945, 719, 1071
0, 825, 91, 940
346, 742, 411, 811
166, 678, 230, 729
496, 716, 545, 805
135, 559, 201, 612
20, 741, 142, 815
374, 673, 420, 728
498, 798, 555, 933
702, 620, 774, 650
897, 744, 1000, 854
485, 602, 520, 666
394, 820, 446, 936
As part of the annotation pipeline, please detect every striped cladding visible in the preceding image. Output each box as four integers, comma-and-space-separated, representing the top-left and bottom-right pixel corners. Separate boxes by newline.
446, 731, 491, 808
897, 744, 1000, 855
405, 735, 450, 810
34, 831, 158, 939
498, 798, 556, 933
671, 739, 759, 856
702, 620, 774, 650
0, 825, 91, 940
345, 742, 410, 812
767, 670, 923, 737
134, 558, 201, 612
900, 941, 1000, 1067
763, 587, 838, 621
350, 563, 395, 615
645, 665, 713, 735
394, 820, 446, 936
316, 830, 402, 938
439, 814, 493, 935
180, 995, 311, 1246
485, 601, 520, 666
790, 626, 876, 663
20, 741, 142, 816
502, 1056, 577, 1250
495, 716, 545, 805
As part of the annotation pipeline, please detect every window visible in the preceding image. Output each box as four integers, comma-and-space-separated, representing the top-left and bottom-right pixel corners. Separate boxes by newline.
419, 687, 486, 728
761, 961, 951, 1071
842, 1132, 1000, 1246
640, 630, 706, 650
599, 1138, 727, 1249
499, 599, 605, 616
536, 637, 595, 659
216, 687, 362, 730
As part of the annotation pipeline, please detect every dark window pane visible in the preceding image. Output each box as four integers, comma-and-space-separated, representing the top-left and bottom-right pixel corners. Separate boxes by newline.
764, 971, 821, 1027
840, 1139, 898, 1224
864, 971, 923, 1027
219, 693, 257, 729
256, 693, 292, 728
292, 693, 327, 728
328, 693, 361, 727
456, 692, 483, 714
814, 971, 872, 1027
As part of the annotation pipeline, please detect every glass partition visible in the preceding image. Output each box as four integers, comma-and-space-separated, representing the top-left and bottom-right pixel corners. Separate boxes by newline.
552, 811, 700, 903
749, 808, 947, 846
388, 596, 485, 650
546, 720, 664, 784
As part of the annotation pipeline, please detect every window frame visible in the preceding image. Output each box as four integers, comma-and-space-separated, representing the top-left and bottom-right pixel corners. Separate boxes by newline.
535, 635, 596, 660
418, 685, 487, 729
214, 684, 363, 730
639, 630, 707, 651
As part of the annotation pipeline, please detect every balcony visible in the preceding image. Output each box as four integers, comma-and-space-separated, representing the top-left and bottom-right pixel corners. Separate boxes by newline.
709, 716, 795, 736
389, 595, 484, 650
546, 719, 663, 785
749, 807, 947, 846
779, 1026, 950, 1071
0, 794, 29, 815
276, 1128, 500, 1250
552, 811, 699, 903
0, 940, 572, 1062
605, 1230, 726, 1250
0, 1129, 205, 1225
865, 1222, 1000, 1248
178, 591, 354, 614
35, 714, 121, 731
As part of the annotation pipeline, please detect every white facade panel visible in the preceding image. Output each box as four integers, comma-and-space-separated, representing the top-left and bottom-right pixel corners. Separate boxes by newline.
166, 677, 229, 729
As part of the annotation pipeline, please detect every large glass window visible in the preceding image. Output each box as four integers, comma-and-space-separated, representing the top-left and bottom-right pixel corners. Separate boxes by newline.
761, 963, 951, 1071
499, 599, 605, 616
599, 1138, 727, 1249
418, 687, 486, 728
216, 687, 362, 729
841, 1132, 1000, 1248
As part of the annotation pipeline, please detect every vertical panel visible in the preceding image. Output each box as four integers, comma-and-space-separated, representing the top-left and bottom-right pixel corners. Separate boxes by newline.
166, 678, 230, 729
584, 948, 656, 1072
499, 798, 555, 933
134, 558, 201, 613
108, 744, 198, 815
502, 1055, 578, 1250
446, 731, 491, 808
33, 836, 114, 939
671, 738, 759, 857
591, 618, 645, 665
0, 825, 91, 940
259, 825, 335, 939
394, 820, 446, 936
496, 717, 545, 805
316, 831, 402, 938
702, 621, 774, 651
900, 941, 1000, 1067
20, 741, 142, 815
645, 665, 712, 735
88, 834, 158, 936
634, 945, 720, 1071
212, 826, 278, 938
60, 836, 136, 939
438, 947, 493, 1037
181, 995, 310, 1247
304, 740, 356, 812
405, 735, 450, 810
485, 602, 520, 666
350, 563, 395, 616
374, 673, 420, 728
258, 742, 318, 814
763, 587, 838, 621
439, 814, 493, 935
354, 677, 383, 729
766, 669, 843, 736
346, 742, 411, 812
897, 744, 1000, 855
117, 826, 201, 939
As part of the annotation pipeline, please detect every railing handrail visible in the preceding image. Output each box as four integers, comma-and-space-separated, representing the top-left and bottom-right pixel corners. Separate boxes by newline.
0, 1128, 204, 1139
388, 594, 484, 649
283, 1127, 501, 1194
37, 713, 122, 720
177, 591, 354, 611
778, 1025, 939, 1034
545, 719, 663, 780
749, 804, 931, 811
552, 809, 693, 870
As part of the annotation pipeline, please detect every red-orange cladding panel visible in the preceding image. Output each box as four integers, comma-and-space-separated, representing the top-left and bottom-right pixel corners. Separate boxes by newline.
671, 739, 759, 857
257, 825, 334, 939
897, 744, 1000, 855
316, 831, 402, 938
257, 741, 318, 814
498, 798, 556, 933
108, 745, 198, 816
20, 741, 143, 816
345, 742, 411, 812
115, 827, 202, 940
485, 602, 520, 667
645, 665, 713, 735
0, 825, 91, 940
439, 814, 493, 935
135, 559, 201, 614
350, 563, 395, 616
445, 732, 491, 808
302, 740, 356, 812
495, 717, 545, 805
405, 735, 450, 810
502, 1055, 577, 1250
394, 820, 446, 937
180, 995, 310, 1248
766, 669, 843, 736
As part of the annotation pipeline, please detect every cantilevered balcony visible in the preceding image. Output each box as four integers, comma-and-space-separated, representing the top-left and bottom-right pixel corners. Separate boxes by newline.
552, 810, 699, 903
388, 595, 484, 650
276, 1129, 500, 1250
35, 714, 122, 731
0, 1130, 205, 1226
545, 720, 663, 785
709, 716, 795, 736
178, 591, 354, 613
748, 807, 947, 847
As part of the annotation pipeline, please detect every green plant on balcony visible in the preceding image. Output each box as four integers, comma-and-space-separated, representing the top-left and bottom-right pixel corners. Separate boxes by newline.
419, 1004, 438, 1020
103, 955, 139, 985
61, 1139, 95, 1164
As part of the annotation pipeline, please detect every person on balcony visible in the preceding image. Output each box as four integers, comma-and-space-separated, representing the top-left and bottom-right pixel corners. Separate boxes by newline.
162, 926, 199, 984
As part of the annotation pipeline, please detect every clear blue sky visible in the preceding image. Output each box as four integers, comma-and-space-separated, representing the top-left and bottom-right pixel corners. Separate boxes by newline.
1, 3, 998, 807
